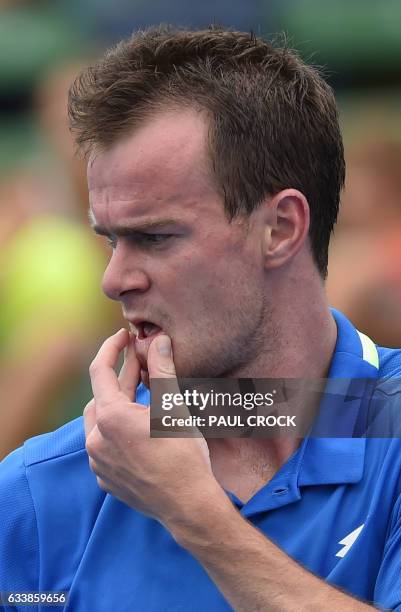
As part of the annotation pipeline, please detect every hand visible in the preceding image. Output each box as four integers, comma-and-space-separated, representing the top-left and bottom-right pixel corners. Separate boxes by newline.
84, 329, 218, 527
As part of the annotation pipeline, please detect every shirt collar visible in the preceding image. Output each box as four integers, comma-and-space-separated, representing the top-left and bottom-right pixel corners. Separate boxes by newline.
298, 309, 379, 487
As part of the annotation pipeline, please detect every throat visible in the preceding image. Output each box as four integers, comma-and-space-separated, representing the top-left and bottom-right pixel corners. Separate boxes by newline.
208, 438, 300, 503
214, 465, 276, 504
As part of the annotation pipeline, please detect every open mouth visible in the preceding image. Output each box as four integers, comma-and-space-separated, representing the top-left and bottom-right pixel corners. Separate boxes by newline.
134, 321, 163, 340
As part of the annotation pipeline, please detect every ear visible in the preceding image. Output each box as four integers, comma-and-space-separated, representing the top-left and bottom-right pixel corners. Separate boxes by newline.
262, 189, 310, 270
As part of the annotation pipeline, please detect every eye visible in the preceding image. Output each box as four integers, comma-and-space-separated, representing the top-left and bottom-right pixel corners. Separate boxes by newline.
103, 233, 174, 249
137, 233, 174, 244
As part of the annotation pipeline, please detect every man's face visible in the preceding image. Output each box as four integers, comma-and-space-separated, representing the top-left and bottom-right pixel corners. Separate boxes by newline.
88, 108, 268, 379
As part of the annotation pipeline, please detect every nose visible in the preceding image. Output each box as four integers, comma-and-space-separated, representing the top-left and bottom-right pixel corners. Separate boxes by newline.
101, 246, 150, 301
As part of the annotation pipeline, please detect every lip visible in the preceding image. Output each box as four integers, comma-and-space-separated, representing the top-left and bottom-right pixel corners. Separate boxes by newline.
134, 328, 164, 351
128, 317, 162, 335
131, 323, 165, 371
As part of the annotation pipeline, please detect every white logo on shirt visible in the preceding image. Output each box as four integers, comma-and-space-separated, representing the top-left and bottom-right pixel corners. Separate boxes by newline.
335, 524, 365, 558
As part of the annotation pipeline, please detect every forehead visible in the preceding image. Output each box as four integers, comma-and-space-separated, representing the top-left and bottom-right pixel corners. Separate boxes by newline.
87, 108, 220, 224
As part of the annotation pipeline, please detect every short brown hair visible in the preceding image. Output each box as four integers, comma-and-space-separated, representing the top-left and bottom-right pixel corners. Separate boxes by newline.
68, 26, 345, 277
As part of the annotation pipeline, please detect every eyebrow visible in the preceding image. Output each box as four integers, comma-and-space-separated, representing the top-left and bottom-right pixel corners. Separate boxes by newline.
87, 209, 180, 236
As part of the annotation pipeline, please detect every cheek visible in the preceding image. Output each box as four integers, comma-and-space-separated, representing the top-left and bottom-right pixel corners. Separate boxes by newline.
155, 241, 259, 320
181, 261, 257, 323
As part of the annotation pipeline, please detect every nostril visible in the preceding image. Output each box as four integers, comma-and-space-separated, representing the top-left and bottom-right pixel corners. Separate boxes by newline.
101, 248, 151, 301
101, 272, 120, 301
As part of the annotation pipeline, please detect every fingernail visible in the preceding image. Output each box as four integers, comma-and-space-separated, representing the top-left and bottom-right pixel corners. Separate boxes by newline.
156, 335, 172, 356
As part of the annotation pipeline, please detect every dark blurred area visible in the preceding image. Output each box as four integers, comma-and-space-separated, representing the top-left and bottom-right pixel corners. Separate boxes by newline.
0, 0, 400, 458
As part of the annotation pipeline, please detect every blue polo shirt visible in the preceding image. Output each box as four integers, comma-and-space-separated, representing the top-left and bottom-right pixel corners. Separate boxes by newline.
2, 310, 401, 611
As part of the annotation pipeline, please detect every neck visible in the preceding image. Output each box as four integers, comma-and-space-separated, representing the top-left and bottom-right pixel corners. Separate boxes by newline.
231, 269, 337, 380
208, 268, 338, 502
208, 437, 303, 503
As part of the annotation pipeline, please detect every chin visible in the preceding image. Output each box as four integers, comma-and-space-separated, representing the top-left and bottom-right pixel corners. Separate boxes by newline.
172, 357, 195, 379
176, 360, 214, 380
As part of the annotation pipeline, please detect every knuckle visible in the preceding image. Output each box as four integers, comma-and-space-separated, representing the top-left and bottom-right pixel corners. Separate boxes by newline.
83, 399, 95, 418
89, 359, 99, 376
96, 477, 110, 493
88, 456, 97, 473
85, 438, 95, 459
89, 355, 101, 375
95, 392, 126, 434
96, 408, 113, 434
85, 429, 101, 458
153, 365, 176, 378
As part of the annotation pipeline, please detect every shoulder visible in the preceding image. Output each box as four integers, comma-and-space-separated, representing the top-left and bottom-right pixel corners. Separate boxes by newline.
0, 418, 104, 592
22, 415, 86, 467
0, 387, 149, 594
10, 417, 101, 504
0, 416, 97, 521
0, 416, 88, 492
0, 415, 100, 518
377, 346, 401, 378
0, 384, 149, 526
0, 445, 40, 592
364, 346, 401, 498
1, 382, 149, 486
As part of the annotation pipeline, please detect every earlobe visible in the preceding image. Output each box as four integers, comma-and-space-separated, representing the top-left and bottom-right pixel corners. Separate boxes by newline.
263, 189, 310, 270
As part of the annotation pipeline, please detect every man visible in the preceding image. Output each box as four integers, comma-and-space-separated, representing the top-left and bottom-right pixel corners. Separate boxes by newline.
1, 26, 401, 611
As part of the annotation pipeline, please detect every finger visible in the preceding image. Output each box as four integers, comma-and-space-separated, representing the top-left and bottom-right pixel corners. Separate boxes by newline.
147, 335, 194, 429
147, 335, 176, 380
90, 328, 129, 404
147, 334, 181, 405
147, 334, 181, 407
118, 331, 141, 400
83, 398, 96, 438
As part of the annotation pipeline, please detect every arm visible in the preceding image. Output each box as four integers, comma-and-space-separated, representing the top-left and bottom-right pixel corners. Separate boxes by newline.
166, 490, 377, 612
85, 330, 380, 612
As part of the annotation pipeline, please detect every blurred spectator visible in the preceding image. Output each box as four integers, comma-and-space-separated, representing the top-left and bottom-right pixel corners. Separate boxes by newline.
0, 62, 119, 459
327, 139, 401, 347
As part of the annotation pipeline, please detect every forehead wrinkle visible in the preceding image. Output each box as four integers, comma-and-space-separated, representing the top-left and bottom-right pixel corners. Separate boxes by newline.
89, 164, 213, 213
101, 165, 212, 206
89, 215, 185, 236
89, 177, 220, 224
88, 109, 226, 231
89, 193, 216, 229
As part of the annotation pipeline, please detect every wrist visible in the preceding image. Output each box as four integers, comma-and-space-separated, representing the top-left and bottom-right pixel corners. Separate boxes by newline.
166, 479, 238, 550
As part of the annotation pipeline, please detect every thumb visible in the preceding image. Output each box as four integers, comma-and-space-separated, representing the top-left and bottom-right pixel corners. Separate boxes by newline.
148, 335, 185, 431
147, 334, 176, 379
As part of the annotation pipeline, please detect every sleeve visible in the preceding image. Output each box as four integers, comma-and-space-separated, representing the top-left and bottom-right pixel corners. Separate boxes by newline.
374, 505, 401, 611
0, 447, 39, 612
